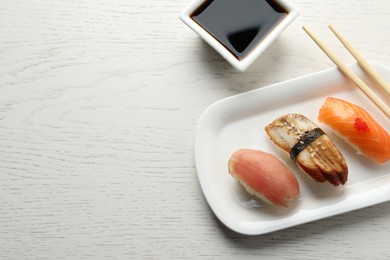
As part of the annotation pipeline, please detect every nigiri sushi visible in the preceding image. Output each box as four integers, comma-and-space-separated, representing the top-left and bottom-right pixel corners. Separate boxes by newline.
318, 97, 390, 164
228, 149, 300, 207
265, 114, 348, 186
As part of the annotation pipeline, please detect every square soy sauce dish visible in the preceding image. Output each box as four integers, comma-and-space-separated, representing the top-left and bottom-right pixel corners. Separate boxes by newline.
180, 0, 298, 71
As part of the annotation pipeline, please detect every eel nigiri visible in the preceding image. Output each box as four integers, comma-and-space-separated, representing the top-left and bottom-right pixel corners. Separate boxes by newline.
265, 114, 348, 186
228, 149, 300, 207
318, 97, 390, 164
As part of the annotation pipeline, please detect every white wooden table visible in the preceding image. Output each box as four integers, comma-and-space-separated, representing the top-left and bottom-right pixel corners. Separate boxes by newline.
1, 0, 389, 259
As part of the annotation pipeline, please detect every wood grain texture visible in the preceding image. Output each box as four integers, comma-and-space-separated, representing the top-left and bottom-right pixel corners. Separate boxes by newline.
0, 0, 389, 259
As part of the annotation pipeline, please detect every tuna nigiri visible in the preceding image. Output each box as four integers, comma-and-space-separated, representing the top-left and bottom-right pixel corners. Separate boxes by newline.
318, 97, 390, 164
228, 149, 300, 207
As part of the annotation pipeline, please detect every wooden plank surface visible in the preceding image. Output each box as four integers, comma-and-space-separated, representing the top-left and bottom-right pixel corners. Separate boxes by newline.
0, 0, 389, 259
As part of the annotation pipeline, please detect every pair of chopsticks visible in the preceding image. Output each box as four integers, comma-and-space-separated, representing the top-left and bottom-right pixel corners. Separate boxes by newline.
303, 25, 390, 119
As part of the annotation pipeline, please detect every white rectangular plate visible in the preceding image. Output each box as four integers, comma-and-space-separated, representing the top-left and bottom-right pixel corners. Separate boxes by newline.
194, 63, 390, 235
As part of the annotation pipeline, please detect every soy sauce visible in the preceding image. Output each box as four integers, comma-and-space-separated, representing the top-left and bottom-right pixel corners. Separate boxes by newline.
191, 0, 288, 60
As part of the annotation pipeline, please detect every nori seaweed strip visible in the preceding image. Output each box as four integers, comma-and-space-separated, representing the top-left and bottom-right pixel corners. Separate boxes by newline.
290, 128, 325, 162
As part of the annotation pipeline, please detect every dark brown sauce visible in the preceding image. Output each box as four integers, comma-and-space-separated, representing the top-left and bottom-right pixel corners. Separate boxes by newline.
191, 0, 288, 60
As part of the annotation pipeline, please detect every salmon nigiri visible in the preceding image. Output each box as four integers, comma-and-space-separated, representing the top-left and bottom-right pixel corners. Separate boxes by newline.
318, 97, 390, 164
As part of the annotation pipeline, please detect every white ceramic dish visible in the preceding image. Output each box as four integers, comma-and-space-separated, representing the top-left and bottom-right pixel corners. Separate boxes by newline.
194, 63, 390, 235
179, 0, 298, 72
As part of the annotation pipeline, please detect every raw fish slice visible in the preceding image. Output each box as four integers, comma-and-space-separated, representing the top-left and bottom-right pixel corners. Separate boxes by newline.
265, 114, 348, 186
228, 149, 300, 207
318, 97, 390, 164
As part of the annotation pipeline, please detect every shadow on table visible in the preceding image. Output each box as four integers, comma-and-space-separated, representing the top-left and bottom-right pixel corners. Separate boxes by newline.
210, 201, 390, 249
197, 36, 289, 94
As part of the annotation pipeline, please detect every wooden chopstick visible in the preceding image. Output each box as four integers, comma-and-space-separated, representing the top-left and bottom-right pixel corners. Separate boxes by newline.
328, 25, 390, 96
302, 26, 390, 119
